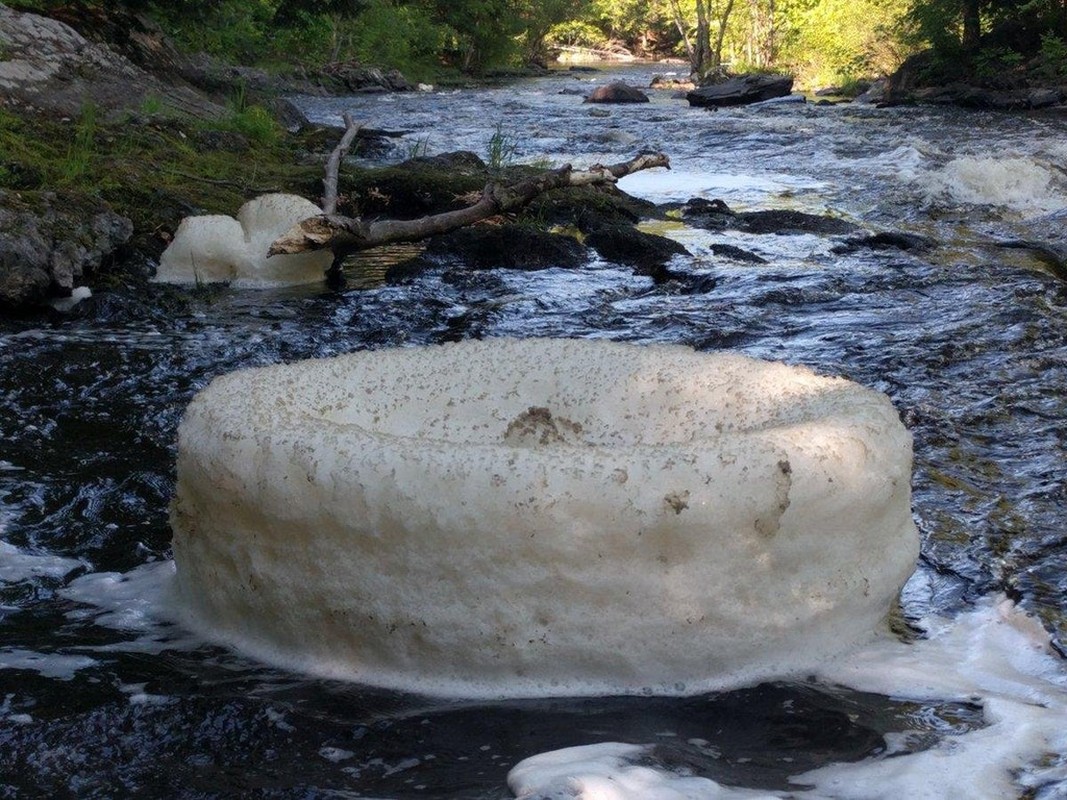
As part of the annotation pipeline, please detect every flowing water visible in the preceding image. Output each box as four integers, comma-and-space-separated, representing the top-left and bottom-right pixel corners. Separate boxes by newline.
1, 65, 1066, 798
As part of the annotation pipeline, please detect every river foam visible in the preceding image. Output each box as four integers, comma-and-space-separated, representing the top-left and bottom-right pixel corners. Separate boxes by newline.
507, 595, 1067, 799
915, 155, 1067, 216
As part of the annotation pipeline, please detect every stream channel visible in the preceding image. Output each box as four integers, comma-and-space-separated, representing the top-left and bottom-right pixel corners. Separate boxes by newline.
1, 65, 1066, 797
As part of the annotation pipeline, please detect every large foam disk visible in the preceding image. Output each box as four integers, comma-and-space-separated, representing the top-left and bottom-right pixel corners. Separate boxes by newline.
170, 338, 919, 697
154, 194, 333, 287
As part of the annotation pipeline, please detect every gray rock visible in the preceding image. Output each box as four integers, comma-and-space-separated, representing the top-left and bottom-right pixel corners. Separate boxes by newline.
584, 82, 650, 104
1028, 88, 1064, 109
687, 74, 794, 108
0, 4, 223, 119
0, 191, 132, 308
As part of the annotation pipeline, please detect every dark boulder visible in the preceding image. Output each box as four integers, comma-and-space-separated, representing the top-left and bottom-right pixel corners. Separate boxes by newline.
683, 197, 859, 236
579, 212, 688, 279
832, 232, 936, 255
323, 63, 413, 93
687, 74, 794, 108
386, 225, 588, 283
710, 243, 768, 264
585, 82, 650, 104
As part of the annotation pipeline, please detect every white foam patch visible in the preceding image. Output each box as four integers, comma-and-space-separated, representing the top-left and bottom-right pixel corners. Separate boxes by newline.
154, 194, 334, 287
618, 169, 816, 204
506, 596, 1067, 799
0, 648, 97, 680
57, 561, 202, 657
170, 338, 918, 698
509, 742, 779, 799
319, 746, 356, 763
916, 156, 1067, 216
0, 539, 85, 584
61, 561, 177, 634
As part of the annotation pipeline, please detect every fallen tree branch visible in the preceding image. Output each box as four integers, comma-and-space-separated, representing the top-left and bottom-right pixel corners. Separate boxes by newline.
163, 169, 280, 194
322, 112, 362, 215
269, 152, 671, 258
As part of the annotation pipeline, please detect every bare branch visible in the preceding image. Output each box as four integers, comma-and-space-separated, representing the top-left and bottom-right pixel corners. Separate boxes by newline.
322, 112, 362, 215
268, 153, 671, 259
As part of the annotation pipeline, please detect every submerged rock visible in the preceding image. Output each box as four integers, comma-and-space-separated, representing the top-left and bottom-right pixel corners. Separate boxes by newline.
585, 82, 650, 104
683, 197, 859, 236
687, 74, 794, 108
833, 232, 937, 255
710, 243, 768, 264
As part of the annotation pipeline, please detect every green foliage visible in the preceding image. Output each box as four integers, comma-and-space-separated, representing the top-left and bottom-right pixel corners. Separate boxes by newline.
973, 44, 1024, 77
59, 104, 99, 185
139, 94, 165, 116
344, 0, 446, 76
783, 0, 912, 86
546, 19, 610, 48
1037, 32, 1067, 79
404, 137, 432, 159
485, 122, 518, 172
224, 105, 281, 145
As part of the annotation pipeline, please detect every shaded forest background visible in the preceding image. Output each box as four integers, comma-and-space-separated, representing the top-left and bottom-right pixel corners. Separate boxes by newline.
6, 0, 1067, 89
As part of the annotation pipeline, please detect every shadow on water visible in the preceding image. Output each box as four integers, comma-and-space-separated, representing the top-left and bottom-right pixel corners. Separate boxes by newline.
0, 641, 984, 799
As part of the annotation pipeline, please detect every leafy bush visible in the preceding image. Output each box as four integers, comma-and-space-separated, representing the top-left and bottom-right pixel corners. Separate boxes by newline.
546, 19, 610, 49
343, 0, 446, 78
1037, 32, 1067, 80
973, 45, 1024, 79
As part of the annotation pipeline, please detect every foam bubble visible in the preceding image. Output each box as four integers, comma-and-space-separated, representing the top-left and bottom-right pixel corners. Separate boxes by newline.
170, 338, 918, 698
154, 194, 333, 287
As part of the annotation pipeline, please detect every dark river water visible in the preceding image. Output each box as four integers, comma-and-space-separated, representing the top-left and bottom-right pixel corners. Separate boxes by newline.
1, 65, 1066, 798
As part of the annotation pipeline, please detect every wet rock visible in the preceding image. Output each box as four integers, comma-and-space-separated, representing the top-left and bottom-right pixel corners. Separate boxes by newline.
398, 151, 487, 172
268, 97, 312, 132
342, 151, 487, 218
585, 82, 650, 104
0, 190, 133, 308
0, 4, 223, 120
832, 232, 937, 255
710, 243, 768, 264
996, 240, 1067, 281
386, 225, 588, 283
650, 75, 695, 91
687, 74, 794, 108
323, 63, 414, 93
297, 123, 406, 160
1028, 88, 1064, 109
854, 79, 889, 105
579, 213, 688, 278
683, 197, 859, 236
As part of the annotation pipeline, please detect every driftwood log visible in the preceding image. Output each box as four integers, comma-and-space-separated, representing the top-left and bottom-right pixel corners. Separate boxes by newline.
268, 153, 671, 259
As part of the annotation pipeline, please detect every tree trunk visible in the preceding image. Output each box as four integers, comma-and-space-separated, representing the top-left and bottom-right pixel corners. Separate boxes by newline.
668, 0, 697, 73
695, 0, 712, 76
712, 0, 737, 69
268, 154, 671, 259
962, 0, 981, 53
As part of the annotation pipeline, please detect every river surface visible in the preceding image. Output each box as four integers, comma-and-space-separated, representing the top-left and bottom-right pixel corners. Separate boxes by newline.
1, 65, 1066, 797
